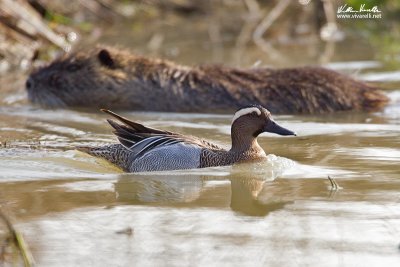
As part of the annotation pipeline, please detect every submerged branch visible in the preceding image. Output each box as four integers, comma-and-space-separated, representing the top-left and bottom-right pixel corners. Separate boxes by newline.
0, 208, 35, 267
327, 176, 341, 191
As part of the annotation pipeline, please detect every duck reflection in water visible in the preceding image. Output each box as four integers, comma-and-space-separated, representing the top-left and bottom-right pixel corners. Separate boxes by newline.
114, 159, 293, 216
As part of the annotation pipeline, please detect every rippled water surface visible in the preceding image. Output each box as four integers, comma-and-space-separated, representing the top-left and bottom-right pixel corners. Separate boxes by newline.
1, 14, 400, 267
1, 99, 399, 266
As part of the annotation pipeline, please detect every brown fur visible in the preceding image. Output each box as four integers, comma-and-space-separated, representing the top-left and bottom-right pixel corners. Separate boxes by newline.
26, 46, 389, 114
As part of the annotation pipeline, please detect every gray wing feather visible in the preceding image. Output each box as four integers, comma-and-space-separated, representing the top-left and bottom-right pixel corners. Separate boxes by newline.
129, 142, 201, 172
128, 136, 183, 160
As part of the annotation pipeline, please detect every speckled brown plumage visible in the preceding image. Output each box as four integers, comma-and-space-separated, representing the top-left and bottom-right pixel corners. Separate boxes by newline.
26, 46, 389, 114
78, 144, 132, 171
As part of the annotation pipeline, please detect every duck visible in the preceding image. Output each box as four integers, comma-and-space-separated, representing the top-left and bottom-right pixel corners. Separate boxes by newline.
78, 105, 296, 173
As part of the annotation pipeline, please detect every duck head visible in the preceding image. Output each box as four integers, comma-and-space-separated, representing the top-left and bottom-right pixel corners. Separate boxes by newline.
231, 105, 296, 150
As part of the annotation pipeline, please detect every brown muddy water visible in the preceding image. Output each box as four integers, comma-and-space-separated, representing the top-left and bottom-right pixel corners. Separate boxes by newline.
1, 13, 400, 267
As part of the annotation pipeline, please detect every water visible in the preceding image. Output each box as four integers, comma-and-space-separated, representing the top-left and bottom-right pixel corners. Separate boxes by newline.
1, 102, 399, 266
1, 9, 400, 267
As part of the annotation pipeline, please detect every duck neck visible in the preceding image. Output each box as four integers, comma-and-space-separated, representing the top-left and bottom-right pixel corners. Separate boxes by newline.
230, 128, 263, 154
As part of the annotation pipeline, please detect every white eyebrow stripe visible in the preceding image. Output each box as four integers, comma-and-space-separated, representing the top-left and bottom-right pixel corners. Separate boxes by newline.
232, 107, 261, 123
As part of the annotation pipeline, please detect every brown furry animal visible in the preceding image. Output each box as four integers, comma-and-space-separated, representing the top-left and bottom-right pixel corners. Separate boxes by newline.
26, 46, 389, 114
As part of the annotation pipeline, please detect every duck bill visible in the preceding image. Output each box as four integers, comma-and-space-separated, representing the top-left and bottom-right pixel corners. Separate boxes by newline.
264, 120, 296, 136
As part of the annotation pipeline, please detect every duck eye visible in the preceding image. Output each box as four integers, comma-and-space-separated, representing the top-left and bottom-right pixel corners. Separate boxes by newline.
252, 111, 258, 116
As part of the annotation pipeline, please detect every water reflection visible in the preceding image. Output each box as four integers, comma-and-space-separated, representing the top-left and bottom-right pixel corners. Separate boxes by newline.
115, 175, 204, 204
115, 158, 294, 216
2, 160, 400, 266
229, 175, 288, 216
116, 173, 288, 216
0, 157, 297, 219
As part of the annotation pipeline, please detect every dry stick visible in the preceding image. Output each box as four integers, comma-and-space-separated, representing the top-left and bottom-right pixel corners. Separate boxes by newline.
77, 0, 115, 21
233, 0, 262, 65
207, 5, 223, 63
252, 0, 290, 61
327, 176, 339, 191
322, 0, 337, 26
1, 0, 70, 50
0, 17, 41, 61
147, 33, 164, 53
244, 0, 261, 15
0, 16, 36, 42
320, 0, 338, 63
0, 208, 34, 267
94, 0, 125, 16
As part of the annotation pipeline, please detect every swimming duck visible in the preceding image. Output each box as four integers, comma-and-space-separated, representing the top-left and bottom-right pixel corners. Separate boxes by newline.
79, 105, 296, 172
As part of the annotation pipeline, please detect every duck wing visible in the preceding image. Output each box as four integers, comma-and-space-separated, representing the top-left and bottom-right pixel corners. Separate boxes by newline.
102, 110, 226, 156
101, 109, 174, 135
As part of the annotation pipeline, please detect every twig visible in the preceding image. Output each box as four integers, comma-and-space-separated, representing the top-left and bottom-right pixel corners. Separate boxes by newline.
319, 0, 339, 63
0, 208, 35, 267
327, 175, 340, 191
1, 0, 70, 50
233, 0, 261, 65
243, 0, 261, 17
77, 0, 115, 21
322, 0, 336, 27
208, 9, 223, 62
252, 0, 290, 60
